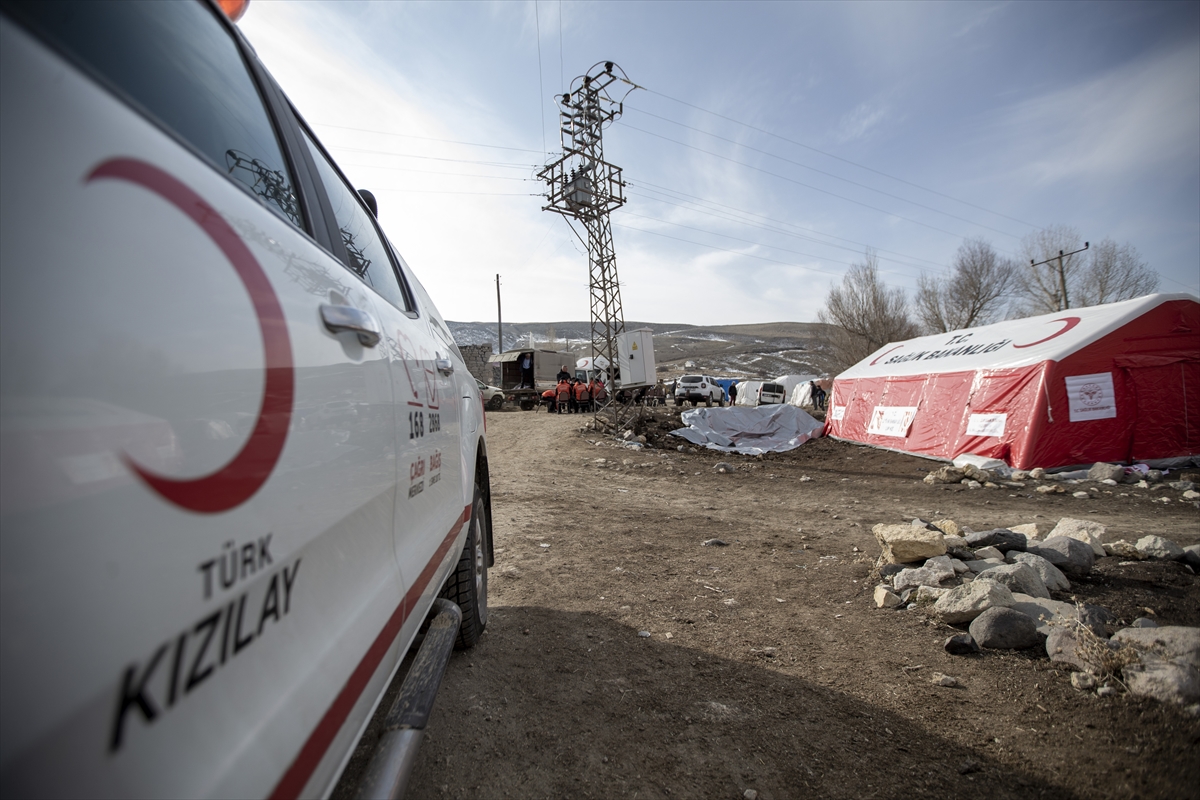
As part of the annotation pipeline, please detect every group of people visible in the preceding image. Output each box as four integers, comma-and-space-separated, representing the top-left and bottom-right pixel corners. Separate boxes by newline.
808, 380, 827, 410
542, 365, 608, 413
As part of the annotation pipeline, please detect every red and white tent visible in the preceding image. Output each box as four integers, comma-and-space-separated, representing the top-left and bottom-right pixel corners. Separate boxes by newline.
825, 294, 1200, 469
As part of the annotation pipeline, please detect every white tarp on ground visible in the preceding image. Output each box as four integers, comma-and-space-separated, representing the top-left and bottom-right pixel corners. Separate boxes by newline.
670, 404, 825, 455
733, 381, 762, 406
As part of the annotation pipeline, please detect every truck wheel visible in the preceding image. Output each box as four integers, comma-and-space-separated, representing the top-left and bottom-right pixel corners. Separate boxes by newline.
439, 483, 488, 649
705, 396, 712, 407
487, 396, 503, 411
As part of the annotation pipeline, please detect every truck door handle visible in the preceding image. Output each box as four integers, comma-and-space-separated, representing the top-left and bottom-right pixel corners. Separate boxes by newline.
435, 358, 454, 375
320, 304, 381, 347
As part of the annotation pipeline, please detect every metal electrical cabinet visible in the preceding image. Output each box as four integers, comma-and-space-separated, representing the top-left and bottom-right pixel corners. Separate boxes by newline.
616, 328, 656, 388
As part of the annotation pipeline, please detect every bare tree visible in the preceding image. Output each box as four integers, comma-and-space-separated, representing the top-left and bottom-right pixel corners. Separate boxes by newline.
916, 237, 1016, 333
1074, 238, 1159, 306
818, 251, 918, 373
1014, 225, 1158, 314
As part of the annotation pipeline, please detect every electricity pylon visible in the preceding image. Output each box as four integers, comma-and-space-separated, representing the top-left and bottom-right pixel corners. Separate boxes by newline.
538, 61, 637, 391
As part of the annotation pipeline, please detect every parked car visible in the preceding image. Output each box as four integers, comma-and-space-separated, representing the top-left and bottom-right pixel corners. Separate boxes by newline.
477, 379, 505, 411
674, 374, 725, 406
758, 382, 786, 405
0, 2, 491, 797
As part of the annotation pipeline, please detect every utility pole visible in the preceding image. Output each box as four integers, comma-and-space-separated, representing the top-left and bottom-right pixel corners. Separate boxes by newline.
1031, 242, 1089, 311
538, 61, 637, 391
495, 273, 503, 354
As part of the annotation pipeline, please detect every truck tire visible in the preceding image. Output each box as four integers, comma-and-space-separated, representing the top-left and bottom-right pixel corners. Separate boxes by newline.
439, 482, 488, 649
487, 396, 503, 411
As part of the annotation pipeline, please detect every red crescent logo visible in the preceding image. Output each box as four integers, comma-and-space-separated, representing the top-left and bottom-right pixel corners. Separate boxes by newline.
87, 158, 294, 513
1012, 316, 1081, 349
869, 345, 903, 366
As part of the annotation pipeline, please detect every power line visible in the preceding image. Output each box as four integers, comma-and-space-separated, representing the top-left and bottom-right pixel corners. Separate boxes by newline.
534, 1, 547, 154
624, 105, 1024, 240
311, 122, 542, 154
630, 181, 948, 270
612, 221, 856, 280
619, 209, 926, 282
335, 161, 536, 181
374, 188, 539, 196
619, 121, 988, 242
321, 144, 537, 169
642, 87, 1043, 231
627, 187, 946, 272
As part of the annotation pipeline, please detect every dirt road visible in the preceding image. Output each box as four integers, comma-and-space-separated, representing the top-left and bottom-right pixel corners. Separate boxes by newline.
402, 409, 1199, 799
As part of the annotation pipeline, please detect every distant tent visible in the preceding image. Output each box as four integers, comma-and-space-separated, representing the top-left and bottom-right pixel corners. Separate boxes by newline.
825, 294, 1200, 469
734, 380, 762, 406
773, 374, 819, 402
790, 382, 815, 409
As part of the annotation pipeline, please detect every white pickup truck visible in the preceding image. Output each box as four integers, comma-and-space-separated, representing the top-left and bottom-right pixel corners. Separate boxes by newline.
0, 2, 490, 797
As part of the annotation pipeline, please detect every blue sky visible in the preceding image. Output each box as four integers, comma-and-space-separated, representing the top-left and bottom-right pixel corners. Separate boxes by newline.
240, 1, 1199, 325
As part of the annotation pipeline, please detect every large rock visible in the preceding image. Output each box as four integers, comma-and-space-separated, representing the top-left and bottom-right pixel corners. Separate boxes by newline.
973, 545, 1005, 561
1045, 627, 1090, 671
965, 558, 1005, 574
942, 534, 974, 561
1111, 626, 1200, 670
1103, 540, 1142, 559
1122, 662, 1200, 705
924, 466, 966, 485
892, 555, 956, 591
1009, 593, 1108, 637
933, 579, 1015, 624
977, 562, 1050, 599
1047, 518, 1107, 558
1006, 523, 1040, 539
874, 523, 947, 564
874, 585, 903, 608
1135, 535, 1184, 561
1006, 551, 1070, 592
969, 607, 1042, 649
932, 519, 962, 536
1026, 536, 1095, 576
965, 528, 1027, 553
1183, 544, 1200, 570
1087, 462, 1125, 483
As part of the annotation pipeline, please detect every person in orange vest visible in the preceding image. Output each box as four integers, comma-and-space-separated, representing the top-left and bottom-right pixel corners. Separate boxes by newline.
541, 387, 557, 413
590, 376, 608, 407
574, 377, 591, 412
556, 377, 571, 414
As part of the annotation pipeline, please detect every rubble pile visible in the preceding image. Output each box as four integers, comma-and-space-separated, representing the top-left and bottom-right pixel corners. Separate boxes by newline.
922, 460, 1200, 504
871, 516, 1200, 710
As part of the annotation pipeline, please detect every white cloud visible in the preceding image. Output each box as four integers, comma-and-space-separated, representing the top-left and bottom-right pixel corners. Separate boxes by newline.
995, 40, 1200, 186
836, 102, 889, 143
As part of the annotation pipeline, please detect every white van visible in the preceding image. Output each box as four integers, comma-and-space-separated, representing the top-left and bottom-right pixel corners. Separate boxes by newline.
758, 382, 787, 405
0, 2, 491, 797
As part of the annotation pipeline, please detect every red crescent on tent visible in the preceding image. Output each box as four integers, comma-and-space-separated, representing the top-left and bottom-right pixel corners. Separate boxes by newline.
87, 158, 294, 513
869, 345, 903, 366
1012, 316, 1081, 349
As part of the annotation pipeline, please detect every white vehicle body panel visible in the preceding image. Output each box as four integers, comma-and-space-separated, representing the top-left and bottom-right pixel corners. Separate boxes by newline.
0, 10, 480, 799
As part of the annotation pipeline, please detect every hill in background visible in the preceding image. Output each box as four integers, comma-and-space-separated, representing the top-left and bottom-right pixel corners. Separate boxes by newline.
447, 320, 834, 378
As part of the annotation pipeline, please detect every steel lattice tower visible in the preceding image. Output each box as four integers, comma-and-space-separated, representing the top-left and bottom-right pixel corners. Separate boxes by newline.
538, 62, 636, 387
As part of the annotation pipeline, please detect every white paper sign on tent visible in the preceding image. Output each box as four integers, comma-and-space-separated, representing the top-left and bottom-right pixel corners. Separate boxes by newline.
1064, 372, 1117, 422
831, 405, 846, 420
966, 413, 1007, 437
866, 406, 918, 437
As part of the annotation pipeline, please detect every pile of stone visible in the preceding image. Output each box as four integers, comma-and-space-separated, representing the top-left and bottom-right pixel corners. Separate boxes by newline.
872, 517, 1200, 708
922, 461, 1200, 504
